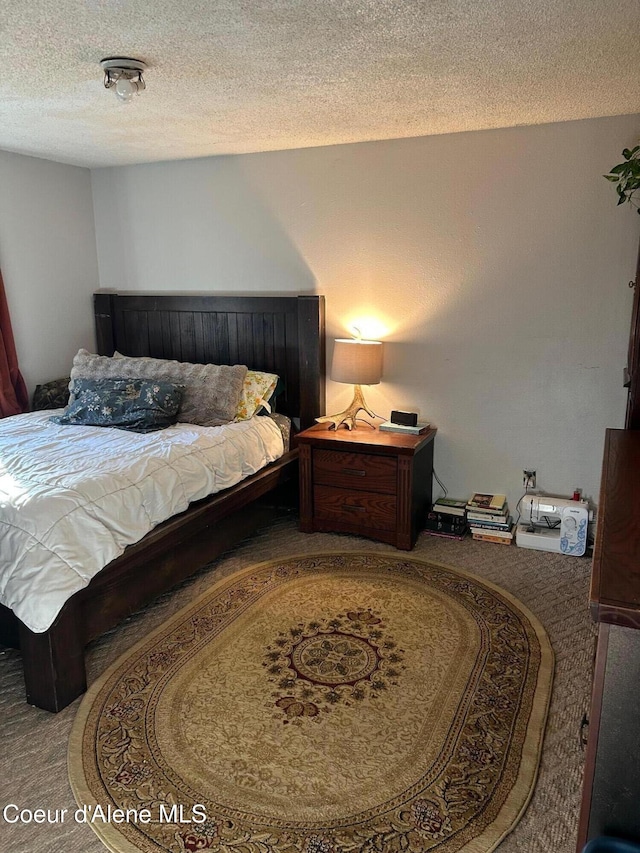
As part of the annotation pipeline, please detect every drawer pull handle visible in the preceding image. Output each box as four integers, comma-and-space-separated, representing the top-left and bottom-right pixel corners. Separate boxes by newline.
579, 713, 589, 750
342, 468, 366, 477
343, 504, 366, 513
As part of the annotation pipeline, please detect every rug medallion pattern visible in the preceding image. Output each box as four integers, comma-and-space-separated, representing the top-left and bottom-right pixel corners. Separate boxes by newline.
69, 553, 554, 853
266, 609, 405, 721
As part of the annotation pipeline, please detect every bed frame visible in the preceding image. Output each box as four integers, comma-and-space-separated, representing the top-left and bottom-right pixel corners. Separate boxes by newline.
0, 292, 325, 712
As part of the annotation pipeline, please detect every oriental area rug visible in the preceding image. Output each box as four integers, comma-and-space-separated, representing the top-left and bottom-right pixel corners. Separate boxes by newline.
68, 553, 554, 853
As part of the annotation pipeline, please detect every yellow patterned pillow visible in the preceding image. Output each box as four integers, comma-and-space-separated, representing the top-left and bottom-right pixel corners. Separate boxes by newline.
236, 370, 279, 420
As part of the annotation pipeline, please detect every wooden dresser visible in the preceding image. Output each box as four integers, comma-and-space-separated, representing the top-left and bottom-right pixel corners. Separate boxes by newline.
296, 424, 436, 550
577, 432, 640, 849
577, 237, 640, 850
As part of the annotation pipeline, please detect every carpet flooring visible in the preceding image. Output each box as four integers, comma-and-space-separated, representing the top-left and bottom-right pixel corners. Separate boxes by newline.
0, 513, 595, 853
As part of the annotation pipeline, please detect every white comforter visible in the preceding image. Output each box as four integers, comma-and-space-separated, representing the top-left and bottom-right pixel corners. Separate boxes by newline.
0, 411, 284, 633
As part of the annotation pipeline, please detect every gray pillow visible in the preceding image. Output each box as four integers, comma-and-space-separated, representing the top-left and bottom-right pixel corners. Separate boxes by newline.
70, 350, 247, 427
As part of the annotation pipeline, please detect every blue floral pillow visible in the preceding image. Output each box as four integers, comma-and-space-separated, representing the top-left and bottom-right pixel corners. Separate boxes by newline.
50, 378, 185, 433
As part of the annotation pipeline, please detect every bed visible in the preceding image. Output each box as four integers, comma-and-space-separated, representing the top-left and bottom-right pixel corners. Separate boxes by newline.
0, 291, 325, 712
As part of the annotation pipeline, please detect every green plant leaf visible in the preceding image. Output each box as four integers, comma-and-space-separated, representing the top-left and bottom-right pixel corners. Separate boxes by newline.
605, 145, 640, 211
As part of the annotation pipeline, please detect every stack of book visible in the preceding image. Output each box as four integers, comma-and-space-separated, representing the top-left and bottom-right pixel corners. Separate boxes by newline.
379, 420, 430, 435
424, 497, 468, 539
466, 493, 514, 545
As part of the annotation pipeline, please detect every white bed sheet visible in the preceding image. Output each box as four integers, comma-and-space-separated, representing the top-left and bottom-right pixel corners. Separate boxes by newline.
0, 411, 284, 633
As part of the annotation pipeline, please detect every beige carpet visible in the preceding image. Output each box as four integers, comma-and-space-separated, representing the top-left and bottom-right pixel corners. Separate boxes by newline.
0, 515, 594, 853
68, 553, 553, 853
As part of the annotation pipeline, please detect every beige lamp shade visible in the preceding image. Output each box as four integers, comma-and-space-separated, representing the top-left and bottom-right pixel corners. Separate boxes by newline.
331, 339, 383, 385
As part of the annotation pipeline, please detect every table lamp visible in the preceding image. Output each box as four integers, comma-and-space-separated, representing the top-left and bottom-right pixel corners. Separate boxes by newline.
316, 336, 383, 430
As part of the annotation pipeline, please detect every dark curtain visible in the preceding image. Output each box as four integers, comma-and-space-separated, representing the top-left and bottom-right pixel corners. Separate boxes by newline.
0, 268, 29, 417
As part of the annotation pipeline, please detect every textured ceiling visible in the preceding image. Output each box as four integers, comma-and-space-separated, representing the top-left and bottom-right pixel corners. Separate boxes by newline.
0, 0, 639, 169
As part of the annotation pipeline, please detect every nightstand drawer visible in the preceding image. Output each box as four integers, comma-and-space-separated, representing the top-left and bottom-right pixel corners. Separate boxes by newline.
313, 449, 397, 493
314, 485, 396, 530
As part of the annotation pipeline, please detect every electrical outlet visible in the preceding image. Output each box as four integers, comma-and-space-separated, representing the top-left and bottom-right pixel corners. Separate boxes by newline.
523, 469, 536, 489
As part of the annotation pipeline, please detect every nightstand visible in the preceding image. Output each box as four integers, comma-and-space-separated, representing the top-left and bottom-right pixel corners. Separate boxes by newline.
296, 423, 437, 550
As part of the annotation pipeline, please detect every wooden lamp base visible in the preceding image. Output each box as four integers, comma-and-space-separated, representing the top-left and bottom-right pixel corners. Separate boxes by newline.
315, 384, 377, 430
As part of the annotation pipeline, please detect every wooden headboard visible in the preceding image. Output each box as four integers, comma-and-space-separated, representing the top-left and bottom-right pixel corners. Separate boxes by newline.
93, 292, 325, 430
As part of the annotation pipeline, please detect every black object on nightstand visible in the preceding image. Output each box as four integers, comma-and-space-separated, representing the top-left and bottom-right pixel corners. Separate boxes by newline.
295, 423, 437, 550
391, 410, 418, 427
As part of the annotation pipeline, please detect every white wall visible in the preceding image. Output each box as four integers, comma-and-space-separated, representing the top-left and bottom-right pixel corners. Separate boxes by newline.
92, 114, 640, 511
0, 151, 99, 396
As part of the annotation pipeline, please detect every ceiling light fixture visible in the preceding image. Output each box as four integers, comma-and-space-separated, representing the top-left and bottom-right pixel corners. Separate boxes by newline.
100, 57, 147, 103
